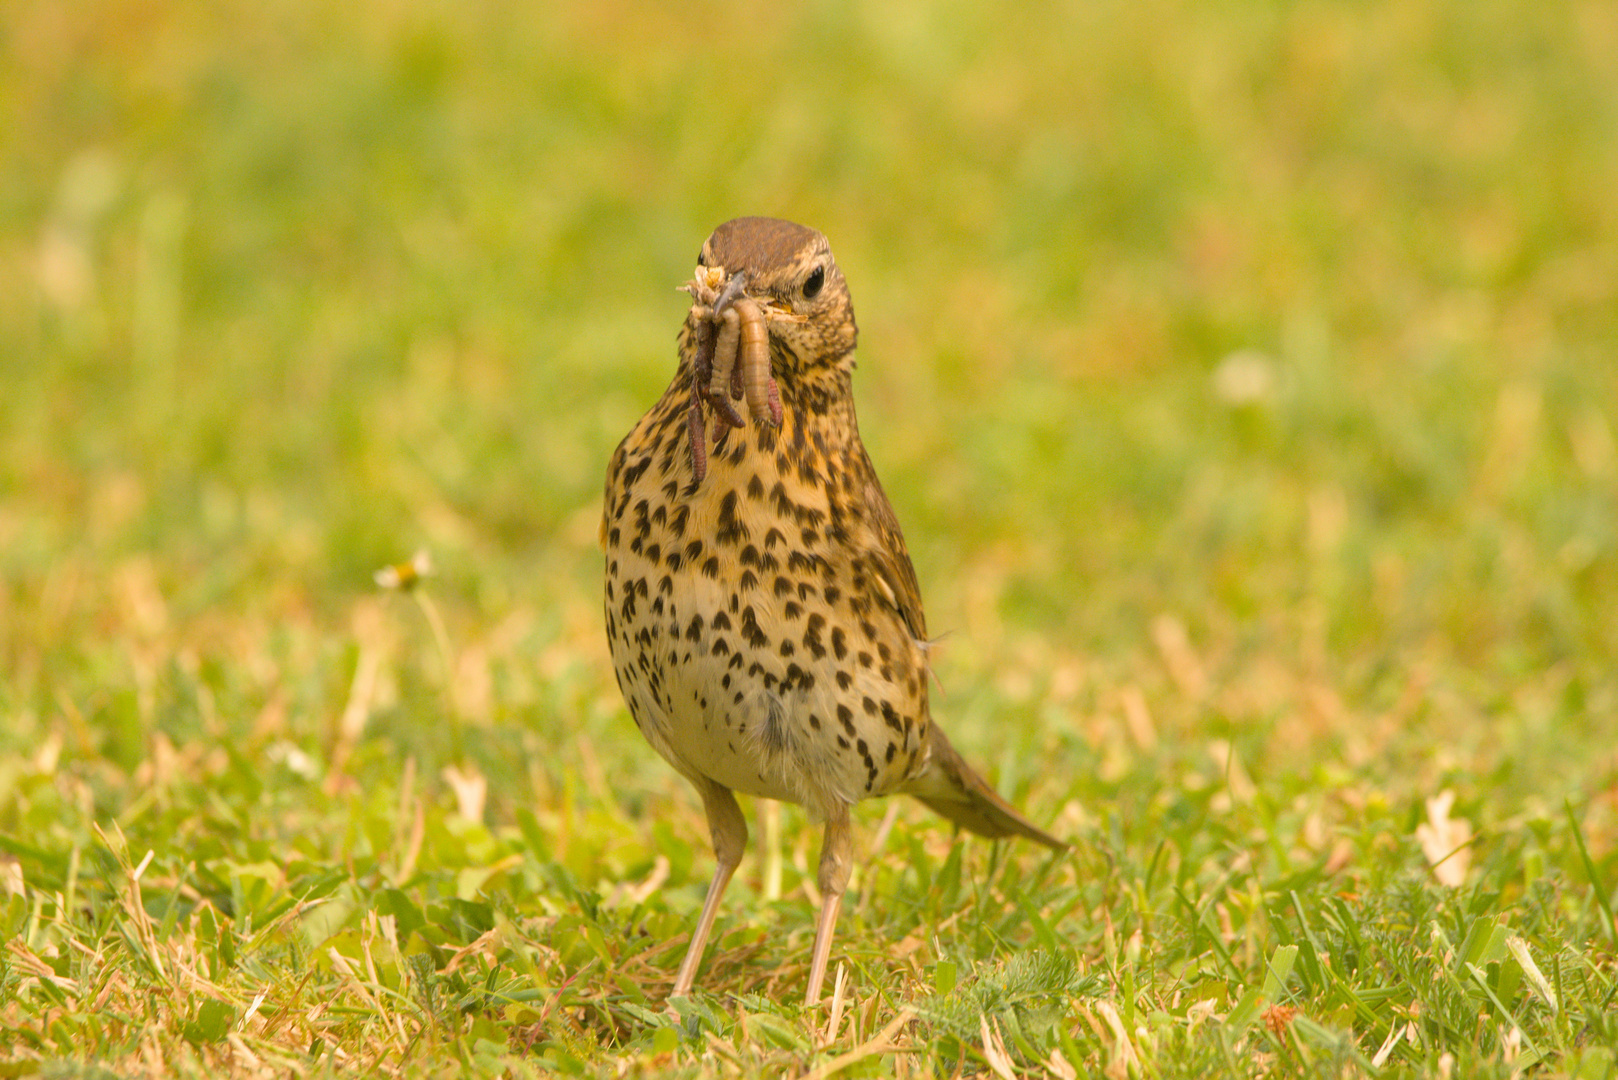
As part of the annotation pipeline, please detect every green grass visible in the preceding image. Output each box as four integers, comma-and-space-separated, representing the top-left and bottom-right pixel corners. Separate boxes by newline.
3, 0, 1617, 1075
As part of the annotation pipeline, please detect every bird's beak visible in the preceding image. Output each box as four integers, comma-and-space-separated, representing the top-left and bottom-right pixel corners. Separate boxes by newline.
677, 265, 805, 325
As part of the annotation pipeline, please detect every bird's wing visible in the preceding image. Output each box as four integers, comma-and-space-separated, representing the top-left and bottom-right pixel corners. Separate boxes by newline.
859, 462, 927, 643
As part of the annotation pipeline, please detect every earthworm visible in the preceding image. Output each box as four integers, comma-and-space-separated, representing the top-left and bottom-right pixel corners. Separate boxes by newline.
690, 307, 716, 387
680, 267, 783, 484
687, 384, 707, 488
710, 273, 780, 426
685, 313, 715, 488
729, 346, 744, 401
707, 273, 748, 413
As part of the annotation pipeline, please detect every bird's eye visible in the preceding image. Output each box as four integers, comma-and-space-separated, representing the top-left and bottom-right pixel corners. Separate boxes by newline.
802, 265, 825, 299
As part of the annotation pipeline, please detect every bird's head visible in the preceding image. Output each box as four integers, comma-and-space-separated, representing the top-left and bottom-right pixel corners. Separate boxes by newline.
693, 217, 858, 373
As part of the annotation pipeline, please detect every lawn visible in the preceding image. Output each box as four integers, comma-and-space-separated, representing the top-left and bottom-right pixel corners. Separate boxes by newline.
2, 0, 1616, 1076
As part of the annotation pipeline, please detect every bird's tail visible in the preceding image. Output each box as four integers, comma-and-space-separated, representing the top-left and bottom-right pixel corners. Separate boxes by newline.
901, 724, 1066, 850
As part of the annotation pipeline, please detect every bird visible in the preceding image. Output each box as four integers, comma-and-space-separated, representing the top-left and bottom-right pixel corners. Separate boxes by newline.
601, 216, 1064, 1005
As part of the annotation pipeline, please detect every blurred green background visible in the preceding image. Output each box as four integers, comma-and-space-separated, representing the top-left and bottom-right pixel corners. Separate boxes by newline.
4, 0, 1617, 894
4, 0, 1618, 1071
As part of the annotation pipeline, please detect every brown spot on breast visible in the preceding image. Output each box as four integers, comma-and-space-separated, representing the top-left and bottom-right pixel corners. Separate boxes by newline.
622, 457, 652, 487
741, 607, 769, 648
716, 490, 747, 546
802, 614, 826, 658
770, 482, 794, 515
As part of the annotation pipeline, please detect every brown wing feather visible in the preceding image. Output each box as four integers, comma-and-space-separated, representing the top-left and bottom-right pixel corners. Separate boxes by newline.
859, 466, 927, 643
906, 725, 1067, 849
854, 453, 1064, 850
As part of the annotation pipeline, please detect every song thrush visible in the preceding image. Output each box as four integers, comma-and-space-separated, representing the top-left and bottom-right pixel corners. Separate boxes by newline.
601, 217, 1063, 1005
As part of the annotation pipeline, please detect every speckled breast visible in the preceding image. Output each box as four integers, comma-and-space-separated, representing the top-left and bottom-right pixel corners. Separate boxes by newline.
602, 386, 929, 819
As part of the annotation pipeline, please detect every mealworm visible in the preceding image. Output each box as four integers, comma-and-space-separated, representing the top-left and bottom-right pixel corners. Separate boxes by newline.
680, 266, 785, 485
732, 297, 781, 427
710, 305, 739, 402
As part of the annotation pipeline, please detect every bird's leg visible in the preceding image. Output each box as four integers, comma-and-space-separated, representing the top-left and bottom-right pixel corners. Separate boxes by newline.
671, 778, 748, 998
804, 806, 853, 1006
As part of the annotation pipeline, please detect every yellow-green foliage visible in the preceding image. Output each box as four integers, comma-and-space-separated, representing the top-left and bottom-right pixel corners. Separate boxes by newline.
1, 0, 1615, 1076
